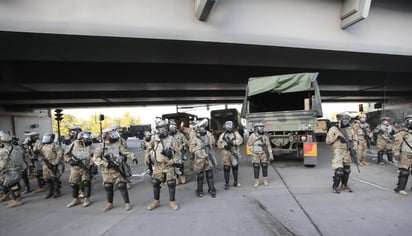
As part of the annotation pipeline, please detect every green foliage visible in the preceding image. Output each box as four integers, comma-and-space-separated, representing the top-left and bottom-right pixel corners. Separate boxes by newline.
53, 112, 142, 135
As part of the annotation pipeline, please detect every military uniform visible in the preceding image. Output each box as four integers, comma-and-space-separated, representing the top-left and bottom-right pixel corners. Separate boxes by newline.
247, 123, 274, 188
217, 121, 243, 190
0, 134, 26, 208
93, 130, 137, 212
373, 118, 395, 165
37, 135, 64, 199
352, 116, 372, 166
146, 120, 181, 211
326, 113, 358, 193
64, 135, 95, 208
392, 117, 412, 195
170, 122, 189, 184
189, 127, 216, 197
28, 134, 47, 193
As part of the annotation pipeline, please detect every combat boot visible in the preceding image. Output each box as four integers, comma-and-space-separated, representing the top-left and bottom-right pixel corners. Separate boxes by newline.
180, 175, 186, 184
124, 203, 132, 211
82, 198, 91, 208
233, 182, 241, 187
340, 184, 353, 192
253, 179, 259, 188
66, 198, 80, 208
170, 201, 178, 211
263, 177, 269, 186
32, 185, 47, 193
6, 198, 22, 208
359, 161, 365, 166
0, 194, 10, 202
147, 200, 160, 210
102, 203, 114, 212
23, 186, 31, 195
397, 190, 408, 196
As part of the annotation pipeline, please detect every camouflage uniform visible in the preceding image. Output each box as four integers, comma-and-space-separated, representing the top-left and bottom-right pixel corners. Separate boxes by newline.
217, 121, 243, 190
30, 136, 47, 193
146, 120, 181, 211
352, 117, 372, 166
170, 126, 189, 184
189, 128, 216, 197
393, 125, 412, 195
247, 125, 274, 187
0, 138, 26, 208
38, 140, 64, 199
326, 113, 358, 193
93, 132, 137, 212
373, 119, 395, 165
64, 138, 95, 208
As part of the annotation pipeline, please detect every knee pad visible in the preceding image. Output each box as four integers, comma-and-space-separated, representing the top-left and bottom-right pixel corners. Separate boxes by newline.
167, 179, 176, 188
117, 182, 127, 191
70, 183, 79, 188
399, 169, 410, 177
343, 166, 351, 174
151, 178, 161, 187
197, 172, 204, 179
253, 163, 260, 168
223, 165, 231, 172
206, 170, 213, 178
335, 168, 345, 178
104, 183, 113, 192
378, 151, 384, 155
82, 180, 91, 186
261, 163, 268, 168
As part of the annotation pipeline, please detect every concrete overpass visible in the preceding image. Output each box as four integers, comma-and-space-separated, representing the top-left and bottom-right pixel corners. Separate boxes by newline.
1, 0, 412, 110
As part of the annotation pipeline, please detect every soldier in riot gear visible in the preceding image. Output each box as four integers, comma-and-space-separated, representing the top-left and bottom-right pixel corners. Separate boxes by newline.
169, 120, 189, 184
353, 114, 373, 166
110, 124, 132, 189
326, 113, 358, 193
247, 122, 274, 188
64, 132, 95, 208
25, 132, 47, 193
0, 130, 26, 208
217, 120, 243, 190
189, 122, 217, 198
146, 120, 181, 211
142, 131, 154, 176
392, 113, 412, 195
373, 117, 395, 165
21, 137, 33, 194
36, 133, 64, 199
93, 129, 138, 212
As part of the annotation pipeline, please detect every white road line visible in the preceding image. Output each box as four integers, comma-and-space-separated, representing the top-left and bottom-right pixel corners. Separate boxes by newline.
353, 177, 393, 192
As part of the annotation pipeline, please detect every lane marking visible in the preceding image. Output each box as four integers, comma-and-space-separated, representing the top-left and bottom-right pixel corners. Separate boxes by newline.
352, 177, 393, 192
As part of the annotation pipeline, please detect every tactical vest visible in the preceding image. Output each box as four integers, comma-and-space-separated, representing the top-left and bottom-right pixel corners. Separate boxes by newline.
153, 135, 173, 163
4, 144, 26, 170
71, 141, 92, 165
401, 131, 412, 153
250, 133, 266, 153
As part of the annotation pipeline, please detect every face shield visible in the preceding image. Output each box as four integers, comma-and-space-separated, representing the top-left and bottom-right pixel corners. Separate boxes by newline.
42, 133, 55, 144
224, 121, 234, 132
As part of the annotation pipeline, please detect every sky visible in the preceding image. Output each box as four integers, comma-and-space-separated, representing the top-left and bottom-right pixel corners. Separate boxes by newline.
63, 102, 365, 125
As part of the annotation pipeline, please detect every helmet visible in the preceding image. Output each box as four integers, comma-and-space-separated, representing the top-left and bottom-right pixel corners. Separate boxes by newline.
144, 131, 152, 142
42, 133, 55, 144
381, 116, 391, 121
22, 137, 31, 145
338, 112, 351, 128
110, 124, 121, 131
169, 120, 177, 135
254, 122, 265, 135
77, 132, 92, 146
156, 120, 169, 138
103, 130, 120, 143
195, 126, 207, 136
224, 121, 234, 132
0, 130, 12, 142
25, 131, 40, 141
404, 113, 412, 129
359, 114, 367, 119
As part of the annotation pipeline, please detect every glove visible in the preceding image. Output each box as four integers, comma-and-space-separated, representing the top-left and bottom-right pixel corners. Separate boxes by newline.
269, 155, 274, 161
337, 136, 346, 144
68, 159, 77, 166
33, 149, 41, 155
132, 158, 138, 165
163, 148, 173, 158
224, 145, 231, 151
106, 161, 115, 169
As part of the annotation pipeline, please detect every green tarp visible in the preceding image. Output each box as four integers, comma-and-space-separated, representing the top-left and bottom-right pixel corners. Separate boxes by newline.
246, 72, 319, 96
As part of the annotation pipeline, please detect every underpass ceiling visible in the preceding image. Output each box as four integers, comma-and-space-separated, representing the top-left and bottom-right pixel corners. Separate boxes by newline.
1, 31, 412, 110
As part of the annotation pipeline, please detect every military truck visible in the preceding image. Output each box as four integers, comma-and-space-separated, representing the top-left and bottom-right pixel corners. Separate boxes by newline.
129, 124, 152, 139
161, 112, 198, 128
210, 108, 244, 141
241, 72, 323, 166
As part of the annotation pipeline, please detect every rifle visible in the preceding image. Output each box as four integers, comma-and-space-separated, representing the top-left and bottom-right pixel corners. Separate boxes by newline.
42, 156, 58, 176
70, 154, 93, 176
102, 153, 130, 179
358, 124, 372, 151
378, 128, 395, 142
257, 136, 271, 161
224, 135, 240, 164
337, 127, 360, 173
160, 139, 182, 175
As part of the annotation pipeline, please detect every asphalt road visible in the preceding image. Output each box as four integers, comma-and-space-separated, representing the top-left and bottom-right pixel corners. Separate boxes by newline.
1, 139, 411, 236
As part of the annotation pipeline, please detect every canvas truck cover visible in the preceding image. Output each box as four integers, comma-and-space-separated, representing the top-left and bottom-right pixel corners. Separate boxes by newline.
241, 72, 322, 117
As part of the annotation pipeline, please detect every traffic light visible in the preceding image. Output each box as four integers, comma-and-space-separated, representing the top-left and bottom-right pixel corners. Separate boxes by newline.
54, 109, 64, 121
358, 104, 364, 113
